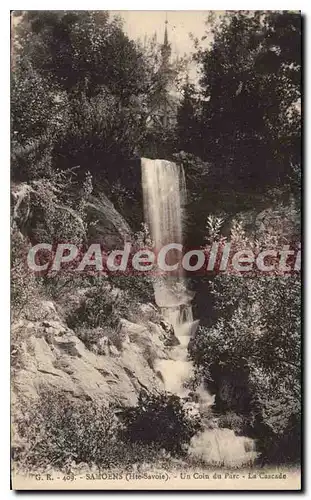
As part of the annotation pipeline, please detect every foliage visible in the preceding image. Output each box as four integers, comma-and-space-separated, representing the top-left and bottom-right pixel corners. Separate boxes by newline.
108, 275, 155, 305
172, 151, 212, 246
189, 214, 301, 462
177, 10, 301, 194
176, 80, 201, 154
217, 412, 245, 435
52, 88, 145, 182
11, 138, 55, 183
122, 391, 201, 455
205, 215, 225, 243
66, 280, 126, 330
107, 223, 155, 303
13, 389, 176, 471
15, 12, 143, 98
14, 390, 119, 469
12, 11, 186, 183
11, 63, 67, 148
11, 228, 41, 316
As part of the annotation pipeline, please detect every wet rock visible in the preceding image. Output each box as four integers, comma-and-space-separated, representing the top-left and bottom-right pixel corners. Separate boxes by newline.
159, 320, 180, 346
163, 333, 180, 347
160, 320, 174, 335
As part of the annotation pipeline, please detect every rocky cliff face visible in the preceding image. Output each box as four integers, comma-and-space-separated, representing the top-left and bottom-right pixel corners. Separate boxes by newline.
11, 182, 180, 426
11, 300, 178, 411
85, 193, 132, 249
11, 182, 133, 250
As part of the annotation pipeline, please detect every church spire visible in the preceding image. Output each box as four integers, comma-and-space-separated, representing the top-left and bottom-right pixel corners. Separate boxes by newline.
164, 18, 168, 46
161, 15, 171, 66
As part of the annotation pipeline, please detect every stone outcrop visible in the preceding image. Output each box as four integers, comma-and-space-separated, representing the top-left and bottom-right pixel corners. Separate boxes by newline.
11, 301, 175, 413
86, 193, 132, 249
11, 183, 132, 250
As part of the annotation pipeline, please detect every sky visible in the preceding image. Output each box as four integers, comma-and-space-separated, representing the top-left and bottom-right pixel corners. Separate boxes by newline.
112, 11, 213, 56
111, 11, 218, 82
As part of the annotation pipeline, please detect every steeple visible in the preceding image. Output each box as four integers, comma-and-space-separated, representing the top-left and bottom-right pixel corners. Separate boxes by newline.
164, 18, 168, 46
149, 14, 178, 130
161, 16, 171, 66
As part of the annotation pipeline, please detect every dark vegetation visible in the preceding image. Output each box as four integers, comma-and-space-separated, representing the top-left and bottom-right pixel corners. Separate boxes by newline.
11, 10, 301, 467
14, 389, 198, 470
122, 391, 201, 455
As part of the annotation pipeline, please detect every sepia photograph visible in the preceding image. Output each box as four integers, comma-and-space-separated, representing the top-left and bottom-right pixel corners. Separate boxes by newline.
10, 9, 301, 490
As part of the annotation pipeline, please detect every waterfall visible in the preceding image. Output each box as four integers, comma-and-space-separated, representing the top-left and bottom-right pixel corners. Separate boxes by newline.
141, 158, 185, 255
141, 157, 258, 467
141, 157, 196, 397
141, 158, 195, 338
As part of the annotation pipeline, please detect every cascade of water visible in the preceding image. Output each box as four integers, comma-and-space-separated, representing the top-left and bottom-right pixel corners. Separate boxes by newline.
141, 158, 185, 252
141, 157, 258, 467
141, 157, 196, 396
141, 157, 194, 332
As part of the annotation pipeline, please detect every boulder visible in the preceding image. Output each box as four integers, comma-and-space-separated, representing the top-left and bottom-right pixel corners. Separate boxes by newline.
159, 320, 180, 346
85, 194, 132, 249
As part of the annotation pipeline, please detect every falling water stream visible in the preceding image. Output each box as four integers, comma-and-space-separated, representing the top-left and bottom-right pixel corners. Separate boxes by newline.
141, 158, 257, 467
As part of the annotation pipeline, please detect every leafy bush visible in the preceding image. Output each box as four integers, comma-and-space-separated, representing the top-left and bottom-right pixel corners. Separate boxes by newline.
217, 412, 246, 435
14, 390, 119, 469
189, 214, 301, 463
11, 228, 40, 316
122, 391, 201, 456
13, 389, 179, 472
66, 281, 125, 330
108, 275, 154, 305
11, 64, 65, 147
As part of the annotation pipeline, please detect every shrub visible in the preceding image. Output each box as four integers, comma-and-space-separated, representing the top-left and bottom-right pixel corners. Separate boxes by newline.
14, 390, 115, 468
217, 412, 246, 435
13, 389, 181, 472
14, 389, 123, 470
66, 280, 129, 331
189, 214, 301, 463
11, 228, 40, 316
11, 64, 65, 147
121, 391, 201, 456
108, 275, 155, 305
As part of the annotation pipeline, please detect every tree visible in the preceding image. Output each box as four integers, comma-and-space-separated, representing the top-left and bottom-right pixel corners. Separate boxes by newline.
12, 12, 185, 189
189, 215, 301, 463
176, 78, 201, 153
14, 11, 145, 99
190, 10, 301, 192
